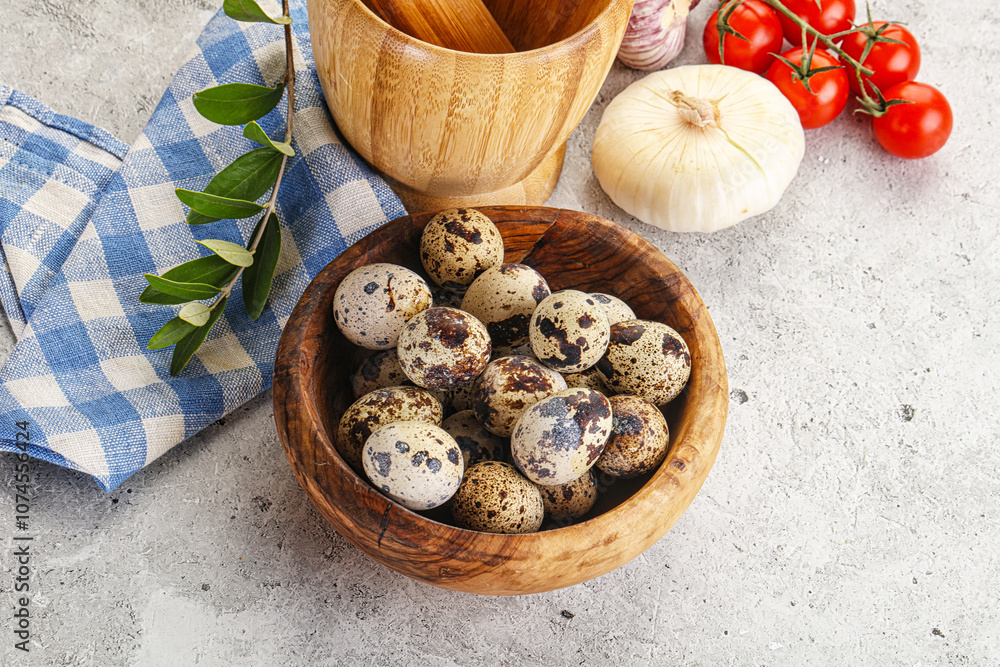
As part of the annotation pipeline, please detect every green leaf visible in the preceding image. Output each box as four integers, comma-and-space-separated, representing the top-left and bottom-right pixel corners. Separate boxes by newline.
179, 302, 212, 327
242, 212, 282, 321
176, 189, 264, 219
140, 287, 184, 306
192, 82, 285, 125
223, 0, 292, 24
244, 121, 294, 156
187, 147, 283, 225
196, 239, 254, 267
170, 297, 228, 375
147, 317, 198, 350
144, 274, 222, 300
140, 256, 240, 305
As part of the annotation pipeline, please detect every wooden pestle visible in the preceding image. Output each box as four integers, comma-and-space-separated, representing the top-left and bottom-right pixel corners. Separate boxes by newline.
361, 0, 515, 53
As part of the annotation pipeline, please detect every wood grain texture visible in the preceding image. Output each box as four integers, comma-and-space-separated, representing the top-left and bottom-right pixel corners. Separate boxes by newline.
273, 207, 729, 596
483, 0, 608, 51
307, 0, 632, 212
361, 0, 514, 54
383, 144, 566, 214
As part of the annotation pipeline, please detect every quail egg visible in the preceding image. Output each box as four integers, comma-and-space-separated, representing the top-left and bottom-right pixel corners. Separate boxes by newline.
350, 349, 450, 406
450, 461, 545, 534
431, 287, 464, 309
337, 386, 443, 471
461, 263, 550, 347
397, 307, 492, 391
362, 421, 464, 511
529, 290, 610, 374
492, 340, 536, 360
510, 387, 613, 486
441, 410, 507, 469
561, 366, 608, 393
536, 469, 599, 524
447, 382, 476, 414
471, 355, 567, 437
350, 349, 411, 398
419, 208, 504, 291
596, 395, 670, 478
333, 263, 432, 349
589, 293, 636, 325
596, 320, 691, 406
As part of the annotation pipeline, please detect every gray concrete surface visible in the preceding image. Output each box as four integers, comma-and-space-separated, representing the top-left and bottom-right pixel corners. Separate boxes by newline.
1, 0, 998, 665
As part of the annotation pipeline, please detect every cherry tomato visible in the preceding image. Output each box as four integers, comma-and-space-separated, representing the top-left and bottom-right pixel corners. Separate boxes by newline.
703, 0, 784, 75
765, 47, 849, 129
872, 82, 952, 159
779, 0, 856, 46
840, 22, 921, 98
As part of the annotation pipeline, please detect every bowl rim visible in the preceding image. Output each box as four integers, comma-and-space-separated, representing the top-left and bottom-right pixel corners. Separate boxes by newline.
338, 0, 632, 59
273, 206, 729, 595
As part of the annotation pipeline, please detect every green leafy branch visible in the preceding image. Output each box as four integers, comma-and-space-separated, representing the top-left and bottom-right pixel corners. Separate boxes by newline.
141, 0, 295, 375
715, 0, 912, 116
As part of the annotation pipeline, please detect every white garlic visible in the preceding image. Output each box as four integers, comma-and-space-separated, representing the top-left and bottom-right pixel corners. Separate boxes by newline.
617, 0, 695, 71
591, 65, 805, 233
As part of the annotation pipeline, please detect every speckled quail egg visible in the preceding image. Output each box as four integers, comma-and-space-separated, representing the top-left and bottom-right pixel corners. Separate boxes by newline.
450, 461, 544, 534
589, 293, 636, 325
596, 320, 692, 406
397, 307, 492, 391
596, 395, 670, 478
419, 208, 504, 292
461, 263, 550, 347
447, 382, 475, 414
350, 349, 411, 398
337, 386, 443, 471
441, 410, 507, 469
431, 287, 464, 309
536, 469, 599, 524
362, 421, 463, 511
492, 340, 536, 360
529, 290, 610, 374
471, 355, 567, 437
350, 350, 450, 406
510, 387, 613, 486
333, 263, 432, 349
561, 366, 608, 393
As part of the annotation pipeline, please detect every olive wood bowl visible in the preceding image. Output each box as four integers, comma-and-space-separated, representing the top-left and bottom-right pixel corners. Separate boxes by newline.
307, 0, 633, 213
273, 207, 728, 595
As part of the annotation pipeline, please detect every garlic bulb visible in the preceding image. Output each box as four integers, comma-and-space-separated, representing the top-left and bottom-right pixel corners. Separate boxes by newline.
618, 0, 698, 71
591, 65, 805, 233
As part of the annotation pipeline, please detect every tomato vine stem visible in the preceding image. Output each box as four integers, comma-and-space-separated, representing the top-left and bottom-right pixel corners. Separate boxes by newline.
715, 0, 906, 116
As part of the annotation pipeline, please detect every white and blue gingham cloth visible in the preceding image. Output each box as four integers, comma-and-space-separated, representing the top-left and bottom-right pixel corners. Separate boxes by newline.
0, 0, 405, 490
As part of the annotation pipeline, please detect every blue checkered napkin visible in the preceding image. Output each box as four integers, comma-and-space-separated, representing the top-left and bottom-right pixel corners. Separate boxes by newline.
0, 0, 406, 491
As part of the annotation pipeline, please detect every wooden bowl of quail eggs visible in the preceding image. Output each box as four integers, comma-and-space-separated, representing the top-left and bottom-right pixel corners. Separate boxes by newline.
274, 206, 728, 595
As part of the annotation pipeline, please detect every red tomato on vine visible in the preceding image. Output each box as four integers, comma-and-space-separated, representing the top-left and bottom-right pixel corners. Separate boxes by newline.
779, 0, 856, 46
872, 82, 952, 159
703, 0, 784, 75
840, 22, 921, 98
766, 47, 849, 129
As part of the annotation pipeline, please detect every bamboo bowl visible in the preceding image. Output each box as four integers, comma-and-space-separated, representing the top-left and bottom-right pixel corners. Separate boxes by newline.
307, 0, 633, 213
273, 207, 728, 595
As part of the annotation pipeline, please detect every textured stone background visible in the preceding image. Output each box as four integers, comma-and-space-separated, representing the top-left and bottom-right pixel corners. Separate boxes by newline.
1, 0, 998, 664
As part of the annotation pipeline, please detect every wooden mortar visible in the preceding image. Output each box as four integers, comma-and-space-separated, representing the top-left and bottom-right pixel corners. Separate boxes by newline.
308, 0, 633, 212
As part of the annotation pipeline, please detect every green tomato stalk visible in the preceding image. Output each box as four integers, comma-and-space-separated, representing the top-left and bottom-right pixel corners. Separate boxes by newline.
715, 0, 911, 116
